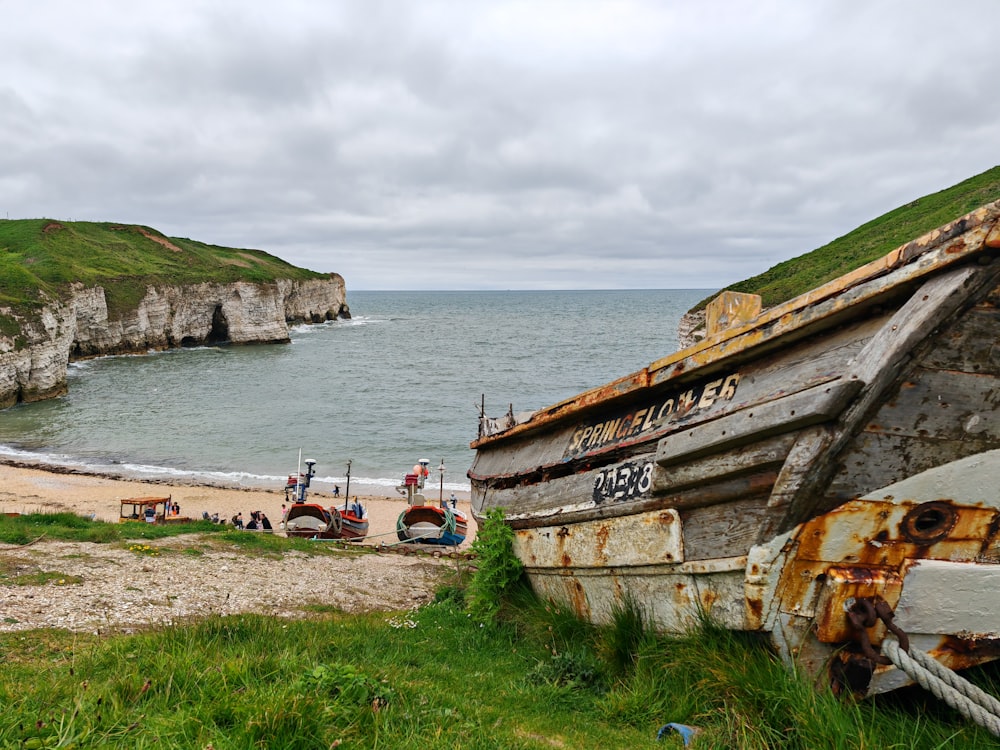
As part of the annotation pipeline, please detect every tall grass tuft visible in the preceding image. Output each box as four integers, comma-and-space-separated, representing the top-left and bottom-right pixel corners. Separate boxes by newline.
602, 592, 654, 678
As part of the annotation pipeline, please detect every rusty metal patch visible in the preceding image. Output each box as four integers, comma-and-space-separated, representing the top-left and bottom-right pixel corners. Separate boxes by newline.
899, 501, 958, 545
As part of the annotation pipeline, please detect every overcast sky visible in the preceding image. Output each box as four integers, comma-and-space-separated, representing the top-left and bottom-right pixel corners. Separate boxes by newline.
2, 2, 998, 290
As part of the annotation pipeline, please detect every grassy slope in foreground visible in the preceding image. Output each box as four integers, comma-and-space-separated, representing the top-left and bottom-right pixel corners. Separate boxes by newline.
0, 220, 327, 319
696, 164, 1000, 311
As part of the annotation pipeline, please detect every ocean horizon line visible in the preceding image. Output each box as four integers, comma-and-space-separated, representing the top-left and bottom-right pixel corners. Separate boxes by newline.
347, 287, 716, 293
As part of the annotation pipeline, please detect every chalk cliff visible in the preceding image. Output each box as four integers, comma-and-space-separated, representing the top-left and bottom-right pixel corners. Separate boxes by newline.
0, 275, 349, 409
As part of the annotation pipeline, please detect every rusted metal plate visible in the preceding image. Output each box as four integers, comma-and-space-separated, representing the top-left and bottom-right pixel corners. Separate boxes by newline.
513, 508, 684, 568
813, 566, 903, 643
788, 499, 997, 568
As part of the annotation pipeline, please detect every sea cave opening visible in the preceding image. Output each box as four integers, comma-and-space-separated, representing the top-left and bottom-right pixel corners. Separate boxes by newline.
206, 304, 230, 345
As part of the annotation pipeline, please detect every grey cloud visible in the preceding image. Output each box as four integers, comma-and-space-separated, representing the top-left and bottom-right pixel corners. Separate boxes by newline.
1, 1, 999, 290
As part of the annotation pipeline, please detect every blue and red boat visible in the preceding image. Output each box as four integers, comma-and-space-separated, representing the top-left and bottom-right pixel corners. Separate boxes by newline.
395, 459, 467, 546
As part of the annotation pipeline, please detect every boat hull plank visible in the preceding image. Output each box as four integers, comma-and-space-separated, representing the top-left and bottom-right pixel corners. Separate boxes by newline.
655, 380, 862, 468
473, 318, 885, 501
513, 508, 684, 568
652, 433, 796, 495
919, 297, 1000, 372
469, 421, 580, 479
525, 563, 749, 633
477, 453, 779, 531
821, 281, 1000, 508
679, 494, 772, 561
474, 452, 659, 524
869, 367, 1000, 440
472, 328, 877, 493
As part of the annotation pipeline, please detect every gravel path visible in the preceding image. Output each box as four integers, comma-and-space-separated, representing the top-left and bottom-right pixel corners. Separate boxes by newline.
0, 536, 455, 634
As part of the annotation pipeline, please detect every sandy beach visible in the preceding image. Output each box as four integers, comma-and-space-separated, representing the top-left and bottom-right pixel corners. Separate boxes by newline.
0, 460, 477, 633
0, 460, 476, 547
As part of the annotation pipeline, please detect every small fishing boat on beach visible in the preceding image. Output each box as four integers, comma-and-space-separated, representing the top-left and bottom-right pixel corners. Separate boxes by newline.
282, 458, 368, 541
470, 200, 1000, 698
396, 459, 468, 546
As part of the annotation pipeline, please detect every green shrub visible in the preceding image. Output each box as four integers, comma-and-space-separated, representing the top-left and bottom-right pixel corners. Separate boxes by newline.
465, 508, 524, 622
527, 647, 605, 693
296, 663, 394, 708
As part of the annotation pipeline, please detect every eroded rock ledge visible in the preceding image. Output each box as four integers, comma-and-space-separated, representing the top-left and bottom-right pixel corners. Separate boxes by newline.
0, 275, 349, 408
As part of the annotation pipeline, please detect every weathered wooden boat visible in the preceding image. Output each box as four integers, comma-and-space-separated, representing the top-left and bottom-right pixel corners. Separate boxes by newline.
396, 460, 468, 546
470, 201, 1000, 697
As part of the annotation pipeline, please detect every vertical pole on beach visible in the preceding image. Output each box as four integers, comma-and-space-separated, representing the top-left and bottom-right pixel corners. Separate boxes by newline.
294, 448, 302, 503
345, 459, 352, 509
438, 458, 445, 506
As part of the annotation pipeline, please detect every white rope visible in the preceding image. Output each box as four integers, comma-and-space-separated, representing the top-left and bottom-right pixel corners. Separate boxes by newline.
882, 638, 1000, 738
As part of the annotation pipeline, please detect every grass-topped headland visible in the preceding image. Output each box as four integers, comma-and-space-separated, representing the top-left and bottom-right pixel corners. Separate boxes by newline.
0, 220, 328, 320
693, 164, 1000, 312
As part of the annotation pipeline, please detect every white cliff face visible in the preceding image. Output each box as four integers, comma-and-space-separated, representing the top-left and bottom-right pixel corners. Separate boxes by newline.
0, 299, 77, 407
0, 275, 348, 408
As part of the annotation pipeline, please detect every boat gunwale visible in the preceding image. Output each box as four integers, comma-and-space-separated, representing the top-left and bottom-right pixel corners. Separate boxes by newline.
471, 200, 1000, 450
467, 375, 849, 488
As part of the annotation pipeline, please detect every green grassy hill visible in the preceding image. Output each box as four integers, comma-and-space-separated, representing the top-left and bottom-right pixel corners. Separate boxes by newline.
0, 220, 327, 319
696, 165, 1000, 311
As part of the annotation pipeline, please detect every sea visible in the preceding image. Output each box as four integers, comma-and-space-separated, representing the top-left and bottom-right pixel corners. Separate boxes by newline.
0, 289, 711, 497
